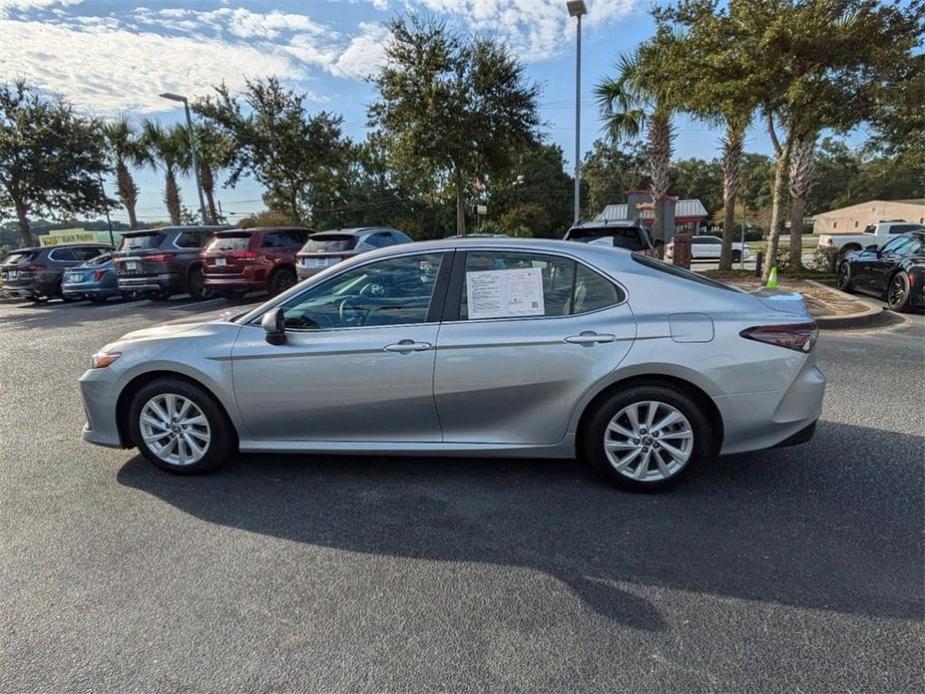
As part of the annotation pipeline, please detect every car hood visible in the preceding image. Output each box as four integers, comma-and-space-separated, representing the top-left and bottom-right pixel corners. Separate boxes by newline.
118, 321, 208, 343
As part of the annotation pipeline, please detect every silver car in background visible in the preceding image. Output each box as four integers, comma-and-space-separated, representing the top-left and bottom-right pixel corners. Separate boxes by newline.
295, 227, 413, 281
79, 238, 825, 490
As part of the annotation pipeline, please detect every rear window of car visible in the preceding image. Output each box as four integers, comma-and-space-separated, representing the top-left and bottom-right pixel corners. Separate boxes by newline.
2, 251, 39, 266
631, 253, 741, 292
301, 235, 358, 253
120, 233, 163, 251
206, 232, 252, 252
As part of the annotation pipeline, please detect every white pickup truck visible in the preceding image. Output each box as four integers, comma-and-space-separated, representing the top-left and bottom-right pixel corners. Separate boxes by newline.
818, 221, 925, 255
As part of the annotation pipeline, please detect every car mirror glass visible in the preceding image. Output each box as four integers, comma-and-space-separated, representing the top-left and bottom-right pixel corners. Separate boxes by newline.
261, 307, 287, 345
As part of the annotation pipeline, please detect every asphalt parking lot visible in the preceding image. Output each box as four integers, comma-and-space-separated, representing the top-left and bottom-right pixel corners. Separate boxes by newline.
1, 295, 922, 693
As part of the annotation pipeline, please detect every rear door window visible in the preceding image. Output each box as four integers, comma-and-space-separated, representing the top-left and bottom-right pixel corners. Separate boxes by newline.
120, 233, 163, 251
302, 235, 358, 253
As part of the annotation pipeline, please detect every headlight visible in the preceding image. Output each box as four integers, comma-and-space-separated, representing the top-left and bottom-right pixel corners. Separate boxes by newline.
91, 351, 121, 369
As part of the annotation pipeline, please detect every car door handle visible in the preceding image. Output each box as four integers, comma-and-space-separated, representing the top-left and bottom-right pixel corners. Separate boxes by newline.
383, 340, 433, 353
565, 332, 616, 345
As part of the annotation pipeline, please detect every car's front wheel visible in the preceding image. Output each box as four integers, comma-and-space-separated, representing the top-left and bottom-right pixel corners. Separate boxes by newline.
583, 384, 711, 491
887, 271, 911, 312
129, 378, 234, 474
836, 261, 853, 292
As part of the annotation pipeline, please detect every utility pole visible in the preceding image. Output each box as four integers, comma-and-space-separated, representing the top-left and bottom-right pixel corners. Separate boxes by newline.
97, 172, 115, 248
160, 92, 209, 225
567, 1, 588, 226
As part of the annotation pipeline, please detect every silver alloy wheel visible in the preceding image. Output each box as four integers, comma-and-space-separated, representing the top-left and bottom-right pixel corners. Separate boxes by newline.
139, 393, 211, 466
603, 400, 694, 482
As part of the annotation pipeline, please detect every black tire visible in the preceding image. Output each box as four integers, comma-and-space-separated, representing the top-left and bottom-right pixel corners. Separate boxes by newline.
582, 384, 712, 492
731, 250, 742, 263
146, 290, 171, 302
887, 271, 911, 312
128, 378, 234, 474
839, 244, 861, 259
186, 268, 214, 300
268, 266, 297, 296
836, 261, 853, 292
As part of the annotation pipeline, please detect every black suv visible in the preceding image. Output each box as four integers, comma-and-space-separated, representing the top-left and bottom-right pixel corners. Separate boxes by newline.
113, 226, 229, 301
564, 221, 659, 256
0, 243, 113, 302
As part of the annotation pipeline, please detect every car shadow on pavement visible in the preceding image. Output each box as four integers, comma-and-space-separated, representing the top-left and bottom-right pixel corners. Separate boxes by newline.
116, 420, 923, 630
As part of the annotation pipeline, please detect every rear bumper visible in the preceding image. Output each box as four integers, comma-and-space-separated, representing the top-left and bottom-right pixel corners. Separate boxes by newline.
715, 359, 826, 455
0, 284, 40, 300
62, 282, 120, 299
296, 265, 326, 281
117, 273, 180, 293
203, 275, 266, 290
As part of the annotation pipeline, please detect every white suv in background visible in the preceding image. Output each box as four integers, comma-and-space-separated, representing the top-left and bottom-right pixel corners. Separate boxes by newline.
666, 235, 752, 263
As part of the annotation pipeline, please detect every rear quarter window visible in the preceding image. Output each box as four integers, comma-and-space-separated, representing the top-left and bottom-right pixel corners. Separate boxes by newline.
631, 253, 741, 292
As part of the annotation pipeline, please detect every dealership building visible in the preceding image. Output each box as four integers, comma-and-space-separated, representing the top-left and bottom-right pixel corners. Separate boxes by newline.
812, 199, 925, 233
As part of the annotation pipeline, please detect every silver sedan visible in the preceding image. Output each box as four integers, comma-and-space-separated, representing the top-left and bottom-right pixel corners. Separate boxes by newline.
80, 238, 825, 490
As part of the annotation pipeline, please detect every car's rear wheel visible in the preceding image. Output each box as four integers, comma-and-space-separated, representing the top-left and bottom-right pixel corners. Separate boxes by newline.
187, 269, 214, 300
836, 261, 853, 292
887, 271, 911, 312
583, 385, 711, 491
129, 378, 233, 474
268, 267, 297, 295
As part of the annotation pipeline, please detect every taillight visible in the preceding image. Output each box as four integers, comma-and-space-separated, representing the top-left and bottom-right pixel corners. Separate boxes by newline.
230, 251, 258, 260
740, 322, 818, 353
144, 253, 174, 263
94, 269, 108, 281
24, 264, 46, 272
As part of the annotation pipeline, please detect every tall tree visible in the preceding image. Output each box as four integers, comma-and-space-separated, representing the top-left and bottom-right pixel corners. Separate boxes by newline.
370, 14, 540, 235
196, 77, 347, 224
0, 81, 111, 246
596, 31, 680, 247
142, 121, 191, 225
102, 115, 147, 229
580, 139, 647, 218
193, 120, 233, 224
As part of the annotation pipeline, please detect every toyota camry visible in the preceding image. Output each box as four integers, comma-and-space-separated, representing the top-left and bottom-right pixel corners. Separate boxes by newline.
79, 238, 825, 490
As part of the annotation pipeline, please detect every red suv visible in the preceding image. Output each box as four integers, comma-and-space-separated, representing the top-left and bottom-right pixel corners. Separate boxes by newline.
201, 227, 314, 297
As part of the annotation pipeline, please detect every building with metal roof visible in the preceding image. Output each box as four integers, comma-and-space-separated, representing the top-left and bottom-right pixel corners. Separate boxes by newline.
595, 198, 709, 226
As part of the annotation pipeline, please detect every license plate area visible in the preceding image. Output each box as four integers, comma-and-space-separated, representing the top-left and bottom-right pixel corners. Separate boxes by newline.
306, 257, 337, 268
214, 258, 227, 267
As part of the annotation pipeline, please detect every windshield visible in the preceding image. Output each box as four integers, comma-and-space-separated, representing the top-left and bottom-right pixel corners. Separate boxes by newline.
2, 251, 38, 267
631, 253, 741, 293
119, 233, 163, 251
206, 233, 252, 252
301, 235, 357, 253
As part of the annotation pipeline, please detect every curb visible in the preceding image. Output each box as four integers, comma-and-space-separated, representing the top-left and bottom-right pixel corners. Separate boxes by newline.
803, 279, 896, 329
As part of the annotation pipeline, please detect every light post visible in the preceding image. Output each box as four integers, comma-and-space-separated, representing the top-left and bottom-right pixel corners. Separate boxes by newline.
159, 92, 209, 225
567, 0, 587, 225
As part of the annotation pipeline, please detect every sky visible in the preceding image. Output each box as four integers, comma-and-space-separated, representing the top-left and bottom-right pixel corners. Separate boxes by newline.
0, 0, 852, 224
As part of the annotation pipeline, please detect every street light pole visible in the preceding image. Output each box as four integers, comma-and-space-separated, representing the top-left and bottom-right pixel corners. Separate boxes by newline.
160, 92, 209, 225
567, 1, 587, 226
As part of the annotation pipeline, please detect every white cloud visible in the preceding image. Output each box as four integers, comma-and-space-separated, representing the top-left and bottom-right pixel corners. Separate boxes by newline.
328, 22, 390, 79
0, 18, 305, 113
414, 0, 637, 61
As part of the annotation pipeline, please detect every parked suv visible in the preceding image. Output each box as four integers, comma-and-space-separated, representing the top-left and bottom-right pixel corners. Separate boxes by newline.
0, 243, 112, 302
113, 226, 229, 301
61, 252, 124, 303
564, 221, 658, 256
201, 227, 314, 297
296, 227, 413, 280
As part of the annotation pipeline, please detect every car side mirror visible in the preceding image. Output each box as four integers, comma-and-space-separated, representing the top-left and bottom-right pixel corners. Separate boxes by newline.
261, 307, 287, 345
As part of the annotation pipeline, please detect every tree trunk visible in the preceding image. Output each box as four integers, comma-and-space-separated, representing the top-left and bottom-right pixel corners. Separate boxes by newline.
647, 111, 672, 249
455, 167, 466, 236
787, 133, 816, 273
15, 199, 33, 247
763, 134, 792, 283
719, 125, 744, 271
201, 162, 218, 224
164, 169, 182, 225
116, 159, 139, 229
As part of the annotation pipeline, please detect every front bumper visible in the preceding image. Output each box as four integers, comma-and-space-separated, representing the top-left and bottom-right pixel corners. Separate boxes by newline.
79, 367, 125, 448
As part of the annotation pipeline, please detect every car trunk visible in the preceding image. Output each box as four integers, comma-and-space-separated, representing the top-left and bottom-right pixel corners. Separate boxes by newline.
749, 288, 812, 317
1, 250, 42, 286
113, 232, 169, 278
201, 231, 255, 277
297, 235, 359, 271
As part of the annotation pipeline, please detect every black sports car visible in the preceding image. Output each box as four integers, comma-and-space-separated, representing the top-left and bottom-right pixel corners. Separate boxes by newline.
836, 231, 925, 312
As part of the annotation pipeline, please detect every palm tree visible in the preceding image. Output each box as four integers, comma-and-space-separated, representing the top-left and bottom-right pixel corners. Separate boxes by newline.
595, 46, 676, 248
194, 121, 231, 224
142, 120, 191, 225
787, 131, 817, 270
101, 115, 147, 229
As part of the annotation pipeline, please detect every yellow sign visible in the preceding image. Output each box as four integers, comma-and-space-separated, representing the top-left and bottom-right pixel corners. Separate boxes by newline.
38, 230, 97, 247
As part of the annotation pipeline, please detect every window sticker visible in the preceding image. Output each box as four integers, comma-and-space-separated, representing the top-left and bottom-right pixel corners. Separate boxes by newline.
465, 268, 545, 319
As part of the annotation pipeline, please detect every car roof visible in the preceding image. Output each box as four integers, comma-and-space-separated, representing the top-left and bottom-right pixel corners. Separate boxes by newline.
313, 227, 397, 237
124, 225, 230, 235
569, 220, 642, 229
